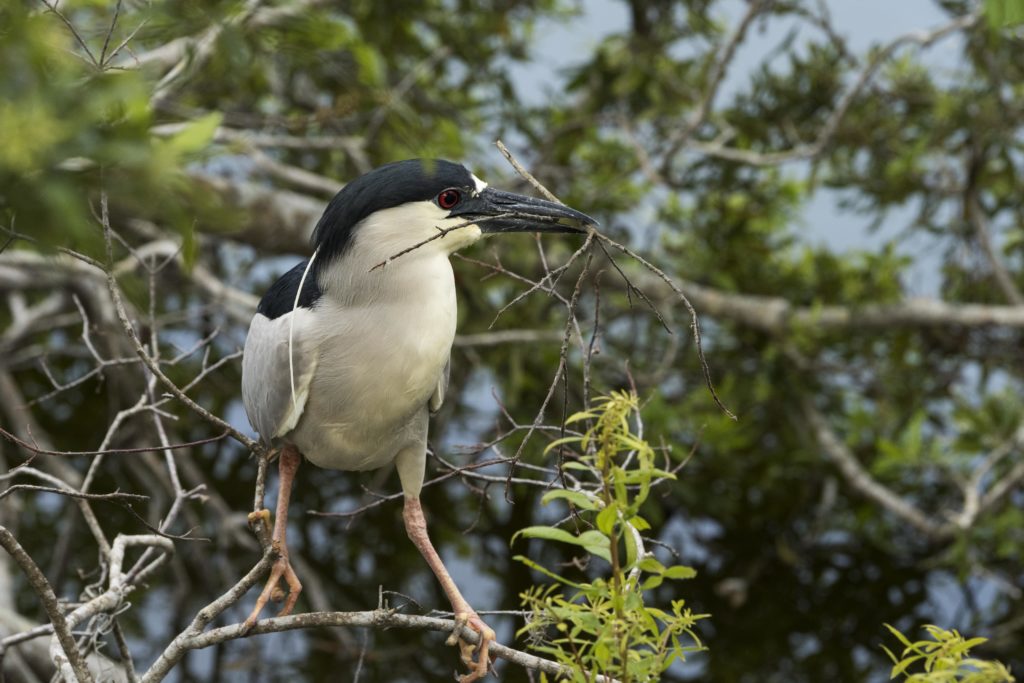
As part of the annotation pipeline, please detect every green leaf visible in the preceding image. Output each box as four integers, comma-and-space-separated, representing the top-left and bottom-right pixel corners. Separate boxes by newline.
885, 623, 914, 650
513, 555, 584, 589
958, 636, 988, 651
890, 653, 924, 677
576, 530, 609, 546
541, 489, 599, 510
512, 525, 581, 546
631, 516, 652, 531
642, 574, 664, 590
986, 0, 1024, 27
577, 530, 613, 562
596, 504, 618, 535
163, 112, 222, 156
351, 43, 383, 85
623, 522, 638, 568
638, 557, 666, 574
513, 527, 611, 562
543, 436, 581, 454
664, 565, 698, 580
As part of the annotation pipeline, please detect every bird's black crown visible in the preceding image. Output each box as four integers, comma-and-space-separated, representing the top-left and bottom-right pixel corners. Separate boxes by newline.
257, 160, 475, 320
311, 159, 475, 264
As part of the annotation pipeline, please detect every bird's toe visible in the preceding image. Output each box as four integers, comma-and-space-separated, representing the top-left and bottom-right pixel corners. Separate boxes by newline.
247, 508, 272, 530
451, 612, 495, 682
242, 554, 301, 631
246, 509, 273, 546
275, 560, 303, 617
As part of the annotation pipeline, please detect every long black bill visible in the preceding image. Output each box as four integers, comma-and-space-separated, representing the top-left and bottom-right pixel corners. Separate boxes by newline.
451, 187, 597, 234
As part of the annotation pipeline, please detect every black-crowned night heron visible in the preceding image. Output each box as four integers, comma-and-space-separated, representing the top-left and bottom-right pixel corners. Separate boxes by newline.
240, 159, 595, 681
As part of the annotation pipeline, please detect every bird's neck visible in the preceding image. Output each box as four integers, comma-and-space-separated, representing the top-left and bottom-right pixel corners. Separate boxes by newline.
317, 247, 456, 309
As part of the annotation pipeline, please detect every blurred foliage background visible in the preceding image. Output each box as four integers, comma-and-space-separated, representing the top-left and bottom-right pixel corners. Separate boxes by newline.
1, 0, 1022, 681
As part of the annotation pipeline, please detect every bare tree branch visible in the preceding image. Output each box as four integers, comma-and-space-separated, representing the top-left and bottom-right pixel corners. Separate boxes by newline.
0, 425, 230, 460
151, 123, 345, 196
0, 525, 94, 683
188, 173, 320, 253
635, 270, 1024, 332
98, 194, 262, 454
965, 180, 1024, 305
154, 609, 621, 683
801, 398, 947, 540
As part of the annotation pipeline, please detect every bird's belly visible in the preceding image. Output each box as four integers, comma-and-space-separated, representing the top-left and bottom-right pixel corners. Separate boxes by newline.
288, 298, 454, 471
292, 373, 432, 471
292, 403, 426, 471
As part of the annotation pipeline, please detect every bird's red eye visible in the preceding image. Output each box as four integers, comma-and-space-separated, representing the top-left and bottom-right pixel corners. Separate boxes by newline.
437, 189, 461, 210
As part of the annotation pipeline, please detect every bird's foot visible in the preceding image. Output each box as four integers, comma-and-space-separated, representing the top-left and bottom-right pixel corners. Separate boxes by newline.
445, 612, 495, 682
241, 537, 302, 633
247, 509, 272, 544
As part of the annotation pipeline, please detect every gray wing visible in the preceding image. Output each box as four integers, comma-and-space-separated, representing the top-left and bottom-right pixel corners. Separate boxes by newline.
241, 309, 319, 443
428, 355, 450, 415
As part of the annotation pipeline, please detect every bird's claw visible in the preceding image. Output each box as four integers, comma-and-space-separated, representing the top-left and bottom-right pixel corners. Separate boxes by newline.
241, 550, 302, 634
247, 508, 272, 531
243, 507, 268, 528
247, 509, 273, 547
444, 613, 467, 647
447, 612, 495, 682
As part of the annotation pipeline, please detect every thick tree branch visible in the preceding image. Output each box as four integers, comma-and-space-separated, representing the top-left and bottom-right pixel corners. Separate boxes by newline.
190, 173, 319, 254
636, 271, 1024, 332
801, 399, 948, 540
158, 610, 620, 683
152, 123, 345, 196
965, 184, 1024, 305
805, 395, 1024, 544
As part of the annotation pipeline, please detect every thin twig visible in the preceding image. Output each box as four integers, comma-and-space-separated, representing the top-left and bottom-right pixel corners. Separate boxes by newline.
595, 234, 736, 420
369, 215, 537, 272
0, 485, 148, 504
495, 140, 559, 202
39, 0, 99, 68
662, 0, 768, 157
98, 0, 123, 66
507, 245, 595, 498
0, 426, 231, 459
98, 192, 262, 453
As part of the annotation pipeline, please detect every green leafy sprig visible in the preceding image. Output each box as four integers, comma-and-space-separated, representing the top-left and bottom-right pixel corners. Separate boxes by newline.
882, 624, 1015, 682
514, 391, 706, 683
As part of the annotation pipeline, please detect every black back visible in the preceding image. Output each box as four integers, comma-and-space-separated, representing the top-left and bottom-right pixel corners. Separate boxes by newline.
256, 259, 322, 319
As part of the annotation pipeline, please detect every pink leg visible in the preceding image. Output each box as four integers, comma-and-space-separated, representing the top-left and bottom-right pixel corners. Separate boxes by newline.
243, 446, 303, 631
403, 496, 495, 682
